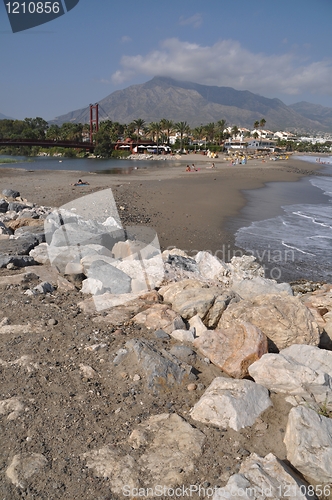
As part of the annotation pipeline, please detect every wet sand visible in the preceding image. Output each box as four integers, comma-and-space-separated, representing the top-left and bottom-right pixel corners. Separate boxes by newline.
0, 153, 324, 261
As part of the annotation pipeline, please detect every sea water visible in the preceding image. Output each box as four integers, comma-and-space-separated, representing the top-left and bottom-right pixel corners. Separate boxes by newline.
0, 155, 175, 173
233, 156, 332, 283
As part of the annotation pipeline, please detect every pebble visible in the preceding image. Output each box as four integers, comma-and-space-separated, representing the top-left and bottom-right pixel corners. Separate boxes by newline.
187, 383, 197, 391
48, 318, 58, 326
133, 374, 141, 381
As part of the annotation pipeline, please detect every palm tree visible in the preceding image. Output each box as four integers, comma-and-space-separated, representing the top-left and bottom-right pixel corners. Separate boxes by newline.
174, 121, 190, 152
204, 122, 216, 144
216, 120, 227, 144
259, 118, 266, 129
148, 122, 162, 151
231, 125, 239, 139
254, 120, 259, 130
160, 118, 174, 145
133, 118, 146, 146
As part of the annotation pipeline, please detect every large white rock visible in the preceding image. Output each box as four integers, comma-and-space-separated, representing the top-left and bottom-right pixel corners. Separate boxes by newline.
281, 344, 332, 378
29, 242, 50, 264
230, 275, 292, 300
249, 349, 332, 408
158, 279, 204, 304
213, 453, 316, 499
83, 413, 205, 495
228, 255, 265, 280
284, 406, 332, 484
190, 377, 272, 431
195, 251, 230, 282
219, 294, 320, 351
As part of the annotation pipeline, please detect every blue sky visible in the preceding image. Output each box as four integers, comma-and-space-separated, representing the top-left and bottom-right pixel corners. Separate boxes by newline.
1, 0, 332, 120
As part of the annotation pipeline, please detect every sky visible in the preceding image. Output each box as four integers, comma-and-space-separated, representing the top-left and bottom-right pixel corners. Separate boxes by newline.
1, 0, 332, 121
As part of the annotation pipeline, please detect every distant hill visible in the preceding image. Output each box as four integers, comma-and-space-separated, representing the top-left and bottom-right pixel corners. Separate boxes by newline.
288, 101, 332, 130
0, 112, 14, 120
50, 76, 331, 132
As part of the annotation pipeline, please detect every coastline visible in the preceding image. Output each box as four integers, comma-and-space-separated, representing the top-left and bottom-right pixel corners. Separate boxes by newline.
0, 153, 325, 268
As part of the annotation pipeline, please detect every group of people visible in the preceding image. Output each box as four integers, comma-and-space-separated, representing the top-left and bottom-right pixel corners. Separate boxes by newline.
186, 164, 198, 172
186, 162, 215, 172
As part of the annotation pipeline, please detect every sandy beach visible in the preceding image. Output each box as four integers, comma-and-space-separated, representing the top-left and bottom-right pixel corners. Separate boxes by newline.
0, 154, 324, 261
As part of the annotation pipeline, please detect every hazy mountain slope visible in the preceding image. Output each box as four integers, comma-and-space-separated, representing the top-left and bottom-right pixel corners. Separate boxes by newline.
289, 101, 332, 129
0, 112, 14, 120
50, 77, 329, 131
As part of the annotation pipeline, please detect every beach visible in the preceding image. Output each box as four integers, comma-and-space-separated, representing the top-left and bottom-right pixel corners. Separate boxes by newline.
0, 153, 325, 270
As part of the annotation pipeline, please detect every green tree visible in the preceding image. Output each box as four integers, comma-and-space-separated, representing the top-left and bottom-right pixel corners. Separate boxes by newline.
254, 120, 259, 130
148, 122, 162, 150
133, 118, 146, 145
160, 118, 174, 145
231, 125, 239, 139
174, 121, 190, 152
259, 118, 266, 129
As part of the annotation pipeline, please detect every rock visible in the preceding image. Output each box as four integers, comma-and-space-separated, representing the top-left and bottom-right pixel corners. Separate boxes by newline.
154, 329, 170, 339
84, 413, 205, 494
123, 339, 196, 393
203, 291, 236, 328
229, 255, 265, 280
169, 345, 196, 364
171, 287, 217, 321
190, 377, 272, 431
193, 321, 268, 378
0, 199, 9, 212
195, 251, 230, 282
2, 188, 20, 198
81, 278, 105, 295
166, 253, 198, 272
284, 406, 332, 484
170, 328, 195, 343
158, 279, 204, 304
248, 345, 332, 408
83, 447, 139, 495
0, 255, 37, 268
87, 259, 131, 294
219, 294, 320, 352
214, 453, 316, 499
0, 397, 24, 420
64, 262, 84, 275
130, 413, 205, 485
79, 364, 97, 378
33, 281, 54, 294
29, 243, 50, 264
188, 314, 207, 337
0, 233, 39, 256
8, 201, 30, 212
132, 304, 183, 334
231, 275, 292, 299
6, 453, 47, 488
112, 239, 159, 260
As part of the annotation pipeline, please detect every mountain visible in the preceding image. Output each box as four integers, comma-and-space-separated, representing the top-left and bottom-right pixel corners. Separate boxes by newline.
288, 101, 332, 130
51, 76, 330, 132
0, 112, 14, 120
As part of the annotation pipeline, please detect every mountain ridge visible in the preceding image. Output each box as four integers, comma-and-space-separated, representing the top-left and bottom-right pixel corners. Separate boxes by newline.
45, 77, 332, 132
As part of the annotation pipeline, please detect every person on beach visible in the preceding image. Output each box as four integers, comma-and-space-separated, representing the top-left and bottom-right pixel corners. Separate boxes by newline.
186, 165, 191, 172
72, 179, 90, 186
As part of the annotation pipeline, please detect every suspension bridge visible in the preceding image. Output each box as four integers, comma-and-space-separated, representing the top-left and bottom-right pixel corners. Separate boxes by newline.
0, 104, 99, 151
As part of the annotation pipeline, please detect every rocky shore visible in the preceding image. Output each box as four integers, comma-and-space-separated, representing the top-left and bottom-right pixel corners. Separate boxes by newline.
0, 186, 332, 499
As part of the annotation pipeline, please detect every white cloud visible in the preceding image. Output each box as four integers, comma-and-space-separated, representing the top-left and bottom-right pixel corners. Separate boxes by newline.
179, 13, 202, 28
120, 35, 132, 43
111, 38, 332, 98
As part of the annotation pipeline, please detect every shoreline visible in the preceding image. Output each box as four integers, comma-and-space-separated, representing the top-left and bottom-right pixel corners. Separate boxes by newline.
0, 154, 326, 276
